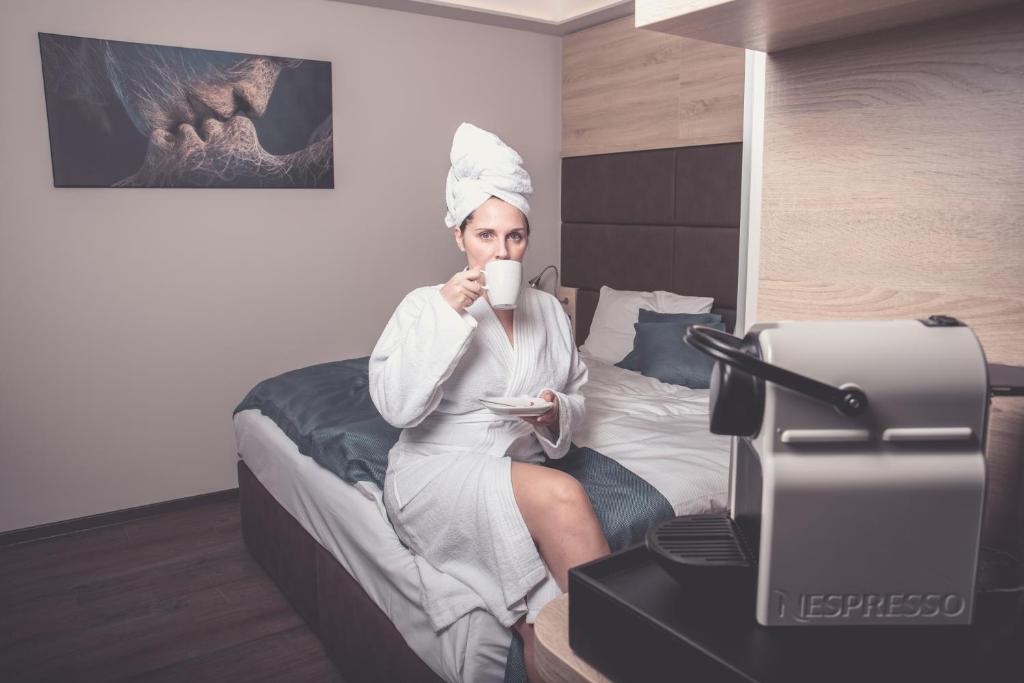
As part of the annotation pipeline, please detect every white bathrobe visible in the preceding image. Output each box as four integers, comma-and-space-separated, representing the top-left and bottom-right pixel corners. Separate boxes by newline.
369, 284, 587, 631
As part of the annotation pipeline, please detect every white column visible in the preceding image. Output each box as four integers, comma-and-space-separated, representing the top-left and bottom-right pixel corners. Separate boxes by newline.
736, 48, 766, 336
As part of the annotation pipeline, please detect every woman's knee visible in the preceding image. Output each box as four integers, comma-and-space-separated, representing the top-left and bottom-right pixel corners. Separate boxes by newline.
511, 465, 591, 527
544, 472, 589, 509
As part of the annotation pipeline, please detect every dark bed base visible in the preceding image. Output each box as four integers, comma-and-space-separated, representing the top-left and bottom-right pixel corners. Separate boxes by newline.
238, 460, 443, 683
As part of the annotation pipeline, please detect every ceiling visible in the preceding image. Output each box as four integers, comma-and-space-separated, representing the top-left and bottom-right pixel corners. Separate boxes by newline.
333, 0, 635, 35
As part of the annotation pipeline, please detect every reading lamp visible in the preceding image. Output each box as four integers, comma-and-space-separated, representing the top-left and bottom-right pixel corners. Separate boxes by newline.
528, 264, 574, 315
528, 264, 559, 293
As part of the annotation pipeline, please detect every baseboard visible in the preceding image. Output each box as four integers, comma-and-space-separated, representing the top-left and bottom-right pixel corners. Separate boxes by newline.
0, 487, 240, 548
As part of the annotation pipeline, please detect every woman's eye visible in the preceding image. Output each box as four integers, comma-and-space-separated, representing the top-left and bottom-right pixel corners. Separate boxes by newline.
479, 232, 492, 239
509, 233, 523, 241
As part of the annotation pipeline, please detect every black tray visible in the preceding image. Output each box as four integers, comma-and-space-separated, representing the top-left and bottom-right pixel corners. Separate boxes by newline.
567, 545, 1024, 683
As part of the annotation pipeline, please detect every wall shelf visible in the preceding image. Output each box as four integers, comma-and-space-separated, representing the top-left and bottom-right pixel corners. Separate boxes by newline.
635, 0, 1017, 52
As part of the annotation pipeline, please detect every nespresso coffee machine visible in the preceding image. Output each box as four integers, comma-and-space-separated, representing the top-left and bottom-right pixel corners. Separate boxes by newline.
647, 315, 1024, 627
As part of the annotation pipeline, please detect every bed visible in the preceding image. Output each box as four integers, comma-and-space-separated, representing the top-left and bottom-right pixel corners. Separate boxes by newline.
234, 142, 743, 682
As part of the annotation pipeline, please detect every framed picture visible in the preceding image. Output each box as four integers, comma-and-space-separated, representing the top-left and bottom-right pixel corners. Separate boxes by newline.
38, 33, 333, 188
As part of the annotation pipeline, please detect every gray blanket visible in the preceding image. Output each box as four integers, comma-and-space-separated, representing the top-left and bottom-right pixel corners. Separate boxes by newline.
235, 358, 673, 682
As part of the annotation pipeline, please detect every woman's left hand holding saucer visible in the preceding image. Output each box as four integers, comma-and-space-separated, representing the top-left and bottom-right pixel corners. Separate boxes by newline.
521, 390, 558, 429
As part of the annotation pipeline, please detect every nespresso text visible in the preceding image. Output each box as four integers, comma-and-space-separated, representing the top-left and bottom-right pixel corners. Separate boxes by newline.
797, 592, 966, 619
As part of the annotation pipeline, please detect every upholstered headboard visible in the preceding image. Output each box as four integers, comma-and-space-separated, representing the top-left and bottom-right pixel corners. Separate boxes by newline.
561, 143, 742, 344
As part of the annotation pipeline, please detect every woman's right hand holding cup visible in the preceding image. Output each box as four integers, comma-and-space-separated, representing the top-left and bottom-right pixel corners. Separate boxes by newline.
441, 268, 486, 312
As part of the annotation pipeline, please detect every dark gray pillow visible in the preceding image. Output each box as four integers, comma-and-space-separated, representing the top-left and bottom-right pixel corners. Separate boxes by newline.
615, 310, 722, 371
637, 309, 722, 325
635, 320, 726, 389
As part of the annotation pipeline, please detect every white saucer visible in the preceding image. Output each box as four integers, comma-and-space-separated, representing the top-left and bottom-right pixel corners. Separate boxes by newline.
480, 396, 553, 417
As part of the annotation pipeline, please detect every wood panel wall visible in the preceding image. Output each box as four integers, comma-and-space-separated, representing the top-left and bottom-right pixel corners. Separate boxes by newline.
562, 16, 745, 157
757, 4, 1024, 556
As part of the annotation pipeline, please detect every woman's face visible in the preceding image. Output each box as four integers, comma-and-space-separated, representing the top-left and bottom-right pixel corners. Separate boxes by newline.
454, 197, 529, 270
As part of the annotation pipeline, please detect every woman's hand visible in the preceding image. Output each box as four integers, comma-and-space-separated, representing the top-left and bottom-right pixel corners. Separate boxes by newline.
521, 390, 559, 432
440, 268, 485, 312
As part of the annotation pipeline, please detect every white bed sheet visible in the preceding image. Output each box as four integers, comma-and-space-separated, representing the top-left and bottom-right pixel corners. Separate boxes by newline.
232, 355, 731, 683
575, 353, 732, 515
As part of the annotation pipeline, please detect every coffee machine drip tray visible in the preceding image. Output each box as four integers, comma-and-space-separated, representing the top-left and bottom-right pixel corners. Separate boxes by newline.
646, 513, 755, 589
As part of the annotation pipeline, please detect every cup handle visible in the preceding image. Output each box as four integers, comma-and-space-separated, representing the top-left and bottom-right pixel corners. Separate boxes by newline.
477, 270, 489, 290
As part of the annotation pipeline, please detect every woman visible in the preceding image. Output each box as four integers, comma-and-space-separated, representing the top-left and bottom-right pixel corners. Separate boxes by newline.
369, 123, 610, 682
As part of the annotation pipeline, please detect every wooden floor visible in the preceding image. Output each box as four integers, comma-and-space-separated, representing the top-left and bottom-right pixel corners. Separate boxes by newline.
0, 493, 344, 683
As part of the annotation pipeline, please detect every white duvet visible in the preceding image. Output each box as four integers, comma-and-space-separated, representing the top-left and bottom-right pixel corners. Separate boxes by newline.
575, 353, 732, 515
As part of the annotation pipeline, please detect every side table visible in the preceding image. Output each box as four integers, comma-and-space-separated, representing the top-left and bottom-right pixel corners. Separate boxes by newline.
534, 594, 610, 683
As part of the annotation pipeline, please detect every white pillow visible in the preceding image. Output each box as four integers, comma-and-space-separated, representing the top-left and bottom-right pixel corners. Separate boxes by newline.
580, 286, 714, 364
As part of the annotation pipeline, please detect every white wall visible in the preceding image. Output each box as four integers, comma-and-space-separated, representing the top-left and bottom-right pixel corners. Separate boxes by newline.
0, 0, 562, 532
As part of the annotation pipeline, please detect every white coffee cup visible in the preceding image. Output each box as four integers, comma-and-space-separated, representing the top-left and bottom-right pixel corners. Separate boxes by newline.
482, 260, 522, 310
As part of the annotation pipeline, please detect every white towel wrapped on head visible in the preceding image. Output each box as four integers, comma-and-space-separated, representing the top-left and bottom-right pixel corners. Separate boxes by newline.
444, 122, 532, 229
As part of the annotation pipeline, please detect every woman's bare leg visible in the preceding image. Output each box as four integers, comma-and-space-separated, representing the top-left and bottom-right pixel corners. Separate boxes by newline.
510, 461, 610, 591
513, 617, 540, 683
